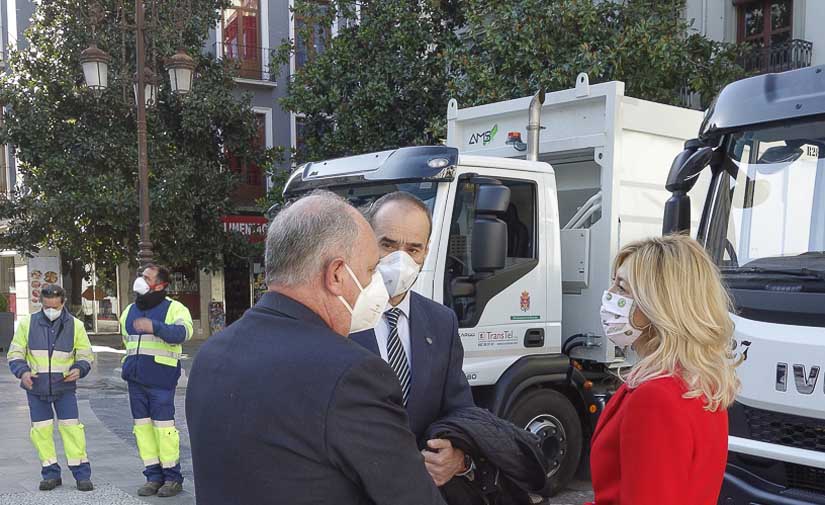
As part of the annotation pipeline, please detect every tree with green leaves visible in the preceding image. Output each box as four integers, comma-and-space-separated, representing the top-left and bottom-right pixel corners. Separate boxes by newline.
450, 0, 744, 108
0, 0, 269, 302
275, 0, 462, 165
279, 0, 743, 164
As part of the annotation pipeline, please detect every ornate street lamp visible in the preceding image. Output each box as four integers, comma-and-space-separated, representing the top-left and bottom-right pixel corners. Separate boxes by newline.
79, 43, 111, 95
80, 1, 196, 267
166, 49, 196, 95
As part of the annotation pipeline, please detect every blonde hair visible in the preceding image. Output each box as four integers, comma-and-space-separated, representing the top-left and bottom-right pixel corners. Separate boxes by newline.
615, 234, 739, 411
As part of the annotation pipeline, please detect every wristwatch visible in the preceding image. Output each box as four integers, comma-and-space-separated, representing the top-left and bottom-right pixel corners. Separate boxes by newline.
457, 453, 475, 481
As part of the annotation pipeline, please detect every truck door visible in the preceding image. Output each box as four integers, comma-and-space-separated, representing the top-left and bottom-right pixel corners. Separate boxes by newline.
433, 166, 552, 386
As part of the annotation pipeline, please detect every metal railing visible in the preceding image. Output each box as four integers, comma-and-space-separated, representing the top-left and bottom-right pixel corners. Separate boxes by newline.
739, 39, 813, 76
679, 39, 814, 111
210, 43, 276, 82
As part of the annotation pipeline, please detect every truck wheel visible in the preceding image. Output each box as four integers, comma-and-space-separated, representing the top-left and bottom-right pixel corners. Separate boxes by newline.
507, 388, 583, 497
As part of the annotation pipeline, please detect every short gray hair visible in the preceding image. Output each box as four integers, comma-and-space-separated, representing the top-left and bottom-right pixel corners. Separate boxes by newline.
265, 190, 359, 286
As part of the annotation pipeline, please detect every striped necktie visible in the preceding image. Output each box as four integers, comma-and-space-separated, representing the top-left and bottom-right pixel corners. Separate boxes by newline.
385, 308, 411, 406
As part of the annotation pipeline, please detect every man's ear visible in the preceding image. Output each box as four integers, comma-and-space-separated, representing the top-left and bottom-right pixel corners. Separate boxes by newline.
325, 258, 348, 297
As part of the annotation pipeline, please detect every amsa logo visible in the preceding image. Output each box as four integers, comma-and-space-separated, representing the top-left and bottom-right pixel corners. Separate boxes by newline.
468, 124, 499, 146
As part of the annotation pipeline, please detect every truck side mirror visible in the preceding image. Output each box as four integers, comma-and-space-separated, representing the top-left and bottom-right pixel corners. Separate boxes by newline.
663, 140, 713, 235
665, 142, 713, 193
472, 184, 510, 272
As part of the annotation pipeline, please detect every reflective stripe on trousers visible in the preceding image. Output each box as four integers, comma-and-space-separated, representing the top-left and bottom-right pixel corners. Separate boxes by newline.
30, 419, 57, 467
132, 418, 179, 468
57, 419, 88, 466
133, 418, 160, 467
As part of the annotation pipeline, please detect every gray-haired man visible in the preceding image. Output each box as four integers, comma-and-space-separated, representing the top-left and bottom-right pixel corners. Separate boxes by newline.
186, 191, 446, 505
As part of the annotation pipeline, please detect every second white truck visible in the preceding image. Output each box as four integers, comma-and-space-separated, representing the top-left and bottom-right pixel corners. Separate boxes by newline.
664, 64, 825, 505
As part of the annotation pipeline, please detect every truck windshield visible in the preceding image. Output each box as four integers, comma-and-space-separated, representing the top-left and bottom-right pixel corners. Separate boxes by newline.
705, 120, 825, 282
323, 181, 438, 213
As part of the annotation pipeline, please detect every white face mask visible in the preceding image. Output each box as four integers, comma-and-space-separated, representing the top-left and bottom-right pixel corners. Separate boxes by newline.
338, 264, 389, 334
44, 307, 62, 322
133, 277, 151, 296
600, 290, 646, 348
377, 251, 422, 298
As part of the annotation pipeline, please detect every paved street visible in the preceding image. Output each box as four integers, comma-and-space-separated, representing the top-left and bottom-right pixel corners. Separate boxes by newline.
0, 335, 593, 505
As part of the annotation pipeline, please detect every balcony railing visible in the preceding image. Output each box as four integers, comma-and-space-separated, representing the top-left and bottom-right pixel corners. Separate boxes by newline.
211, 43, 276, 82
679, 38, 814, 111
738, 39, 813, 76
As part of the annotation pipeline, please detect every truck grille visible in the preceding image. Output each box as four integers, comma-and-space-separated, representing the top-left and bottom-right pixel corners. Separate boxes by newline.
786, 463, 825, 495
744, 405, 825, 452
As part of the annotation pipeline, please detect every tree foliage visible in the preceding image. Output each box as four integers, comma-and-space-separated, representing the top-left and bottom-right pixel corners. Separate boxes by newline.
280, 0, 745, 162
276, 0, 462, 164
0, 0, 267, 276
450, 0, 745, 108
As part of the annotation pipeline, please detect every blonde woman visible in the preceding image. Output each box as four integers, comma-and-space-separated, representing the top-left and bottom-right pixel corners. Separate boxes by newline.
586, 235, 739, 505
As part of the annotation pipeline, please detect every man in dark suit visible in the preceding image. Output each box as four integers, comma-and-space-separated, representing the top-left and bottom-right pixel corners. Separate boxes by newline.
185, 191, 445, 505
353, 192, 476, 487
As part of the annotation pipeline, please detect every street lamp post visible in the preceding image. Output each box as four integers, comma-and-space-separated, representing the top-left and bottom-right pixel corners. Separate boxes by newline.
80, 1, 197, 268
134, 0, 152, 267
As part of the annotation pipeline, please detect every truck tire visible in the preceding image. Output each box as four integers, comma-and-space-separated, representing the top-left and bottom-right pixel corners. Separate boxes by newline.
507, 388, 583, 497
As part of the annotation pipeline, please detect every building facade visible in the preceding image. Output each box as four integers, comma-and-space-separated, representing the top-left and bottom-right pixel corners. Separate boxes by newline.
685, 0, 823, 71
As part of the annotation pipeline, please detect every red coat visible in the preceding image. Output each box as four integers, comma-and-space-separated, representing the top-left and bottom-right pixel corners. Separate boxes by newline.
587, 376, 728, 505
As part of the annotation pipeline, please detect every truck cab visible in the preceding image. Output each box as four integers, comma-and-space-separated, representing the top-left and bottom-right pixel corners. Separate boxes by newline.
664, 64, 825, 504
285, 146, 583, 493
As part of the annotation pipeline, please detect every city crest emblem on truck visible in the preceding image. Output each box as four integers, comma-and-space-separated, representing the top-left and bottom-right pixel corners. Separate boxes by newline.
520, 291, 530, 312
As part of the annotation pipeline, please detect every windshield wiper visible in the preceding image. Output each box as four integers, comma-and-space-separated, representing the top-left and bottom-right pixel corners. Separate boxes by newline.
721, 266, 825, 281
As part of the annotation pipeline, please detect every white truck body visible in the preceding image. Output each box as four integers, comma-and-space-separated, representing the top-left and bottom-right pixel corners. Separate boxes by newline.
444, 75, 705, 379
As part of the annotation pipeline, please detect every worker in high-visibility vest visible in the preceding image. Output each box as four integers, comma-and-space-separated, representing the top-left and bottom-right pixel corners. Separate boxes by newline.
7, 284, 94, 492
120, 263, 193, 498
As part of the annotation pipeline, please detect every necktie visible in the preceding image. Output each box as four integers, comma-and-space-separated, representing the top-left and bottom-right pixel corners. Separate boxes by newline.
385, 308, 411, 406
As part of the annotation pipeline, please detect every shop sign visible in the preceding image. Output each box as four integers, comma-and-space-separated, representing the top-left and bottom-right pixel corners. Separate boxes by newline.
28, 255, 61, 313
221, 215, 268, 243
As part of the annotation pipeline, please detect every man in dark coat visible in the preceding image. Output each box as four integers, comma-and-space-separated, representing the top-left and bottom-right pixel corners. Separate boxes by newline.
353, 192, 476, 487
186, 191, 445, 505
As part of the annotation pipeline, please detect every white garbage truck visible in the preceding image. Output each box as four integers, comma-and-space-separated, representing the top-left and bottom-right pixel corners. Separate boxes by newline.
664, 65, 825, 504
282, 74, 704, 493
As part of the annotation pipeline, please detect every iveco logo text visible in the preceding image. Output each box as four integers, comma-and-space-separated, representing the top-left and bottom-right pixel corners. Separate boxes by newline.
776, 363, 823, 394
468, 124, 499, 146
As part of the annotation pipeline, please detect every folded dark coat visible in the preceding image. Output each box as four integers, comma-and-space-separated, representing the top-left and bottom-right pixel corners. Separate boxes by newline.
425, 407, 549, 505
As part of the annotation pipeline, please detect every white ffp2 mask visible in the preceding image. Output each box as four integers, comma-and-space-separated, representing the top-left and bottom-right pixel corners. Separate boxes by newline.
600, 290, 646, 348
132, 277, 152, 295
44, 308, 62, 321
133, 277, 151, 296
338, 264, 389, 334
377, 251, 422, 298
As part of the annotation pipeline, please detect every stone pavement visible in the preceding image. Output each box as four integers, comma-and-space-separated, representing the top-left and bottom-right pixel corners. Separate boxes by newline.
0, 333, 593, 505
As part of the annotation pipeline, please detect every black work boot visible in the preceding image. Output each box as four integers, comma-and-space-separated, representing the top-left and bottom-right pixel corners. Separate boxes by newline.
138, 481, 164, 496
157, 481, 183, 497
77, 480, 94, 492
39, 478, 62, 491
